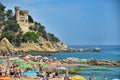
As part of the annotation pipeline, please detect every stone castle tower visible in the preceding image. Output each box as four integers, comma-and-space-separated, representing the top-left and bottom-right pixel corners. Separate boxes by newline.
15, 6, 29, 27
15, 6, 34, 33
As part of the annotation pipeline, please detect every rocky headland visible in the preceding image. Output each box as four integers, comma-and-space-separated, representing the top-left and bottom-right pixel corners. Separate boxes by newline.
0, 3, 67, 52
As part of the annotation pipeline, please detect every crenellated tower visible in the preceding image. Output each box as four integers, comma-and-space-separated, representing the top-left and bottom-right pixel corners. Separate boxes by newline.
15, 6, 34, 33
15, 6, 29, 27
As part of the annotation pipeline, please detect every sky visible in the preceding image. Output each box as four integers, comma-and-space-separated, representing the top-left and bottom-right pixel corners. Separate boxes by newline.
1, 0, 120, 45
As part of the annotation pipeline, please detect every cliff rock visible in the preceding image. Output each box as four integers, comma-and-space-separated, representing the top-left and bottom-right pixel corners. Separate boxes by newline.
0, 38, 14, 52
0, 37, 67, 52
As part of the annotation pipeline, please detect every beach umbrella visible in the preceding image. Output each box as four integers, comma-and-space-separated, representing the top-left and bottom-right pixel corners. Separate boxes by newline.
0, 76, 11, 80
25, 55, 30, 58
19, 64, 32, 69
0, 60, 2, 64
39, 64, 48, 68
14, 59, 24, 63
23, 71, 37, 76
33, 69, 39, 72
56, 67, 67, 70
39, 64, 48, 69
27, 61, 37, 64
112, 78, 120, 80
70, 75, 85, 80
43, 57, 49, 60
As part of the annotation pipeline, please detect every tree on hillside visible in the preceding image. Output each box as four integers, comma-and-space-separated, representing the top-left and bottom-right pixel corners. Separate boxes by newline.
28, 15, 34, 23
4, 20, 20, 32
30, 22, 48, 40
0, 31, 16, 43
48, 33, 60, 42
0, 3, 6, 25
15, 32, 23, 46
6, 9, 13, 20
23, 32, 39, 43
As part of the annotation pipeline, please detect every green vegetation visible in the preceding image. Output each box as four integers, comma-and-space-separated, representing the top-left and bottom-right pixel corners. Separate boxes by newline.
4, 20, 20, 32
0, 2, 60, 46
29, 22, 49, 40
23, 32, 39, 43
0, 31, 16, 43
28, 15, 34, 23
0, 3, 6, 25
48, 33, 60, 42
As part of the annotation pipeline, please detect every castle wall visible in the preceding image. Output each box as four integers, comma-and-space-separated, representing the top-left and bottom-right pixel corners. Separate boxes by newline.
29, 23, 35, 27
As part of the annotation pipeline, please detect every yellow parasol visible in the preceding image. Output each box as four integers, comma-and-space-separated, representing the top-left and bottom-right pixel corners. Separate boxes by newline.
70, 75, 85, 80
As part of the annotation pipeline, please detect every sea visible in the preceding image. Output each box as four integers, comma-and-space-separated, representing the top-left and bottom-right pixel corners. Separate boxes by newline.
52, 45, 120, 80
53, 45, 120, 60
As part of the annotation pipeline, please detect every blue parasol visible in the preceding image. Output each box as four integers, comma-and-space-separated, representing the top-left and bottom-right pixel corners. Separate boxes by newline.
23, 71, 37, 76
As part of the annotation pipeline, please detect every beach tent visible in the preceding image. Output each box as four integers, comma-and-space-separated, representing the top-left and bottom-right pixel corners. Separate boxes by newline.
70, 75, 85, 80
23, 71, 37, 76
0, 76, 11, 80
56, 67, 67, 70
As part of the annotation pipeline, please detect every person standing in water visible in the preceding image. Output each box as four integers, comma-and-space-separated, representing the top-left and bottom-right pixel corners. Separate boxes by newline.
103, 76, 107, 80
89, 75, 95, 80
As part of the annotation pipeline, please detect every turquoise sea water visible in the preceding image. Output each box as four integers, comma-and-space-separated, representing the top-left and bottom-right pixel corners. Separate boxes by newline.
79, 66, 120, 80
54, 45, 120, 60
52, 45, 120, 80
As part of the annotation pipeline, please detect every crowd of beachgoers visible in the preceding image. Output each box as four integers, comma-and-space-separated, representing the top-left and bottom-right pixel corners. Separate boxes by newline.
0, 51, 77, 80
0, 51, 119, 80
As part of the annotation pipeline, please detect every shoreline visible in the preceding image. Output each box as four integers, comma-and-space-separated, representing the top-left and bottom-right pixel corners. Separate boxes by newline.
1, 55, 120, 67
17, 46, 102, 55
0, 55, 119, 80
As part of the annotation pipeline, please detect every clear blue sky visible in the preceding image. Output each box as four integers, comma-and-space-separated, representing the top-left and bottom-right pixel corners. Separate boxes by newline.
1, 0, 120, 45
